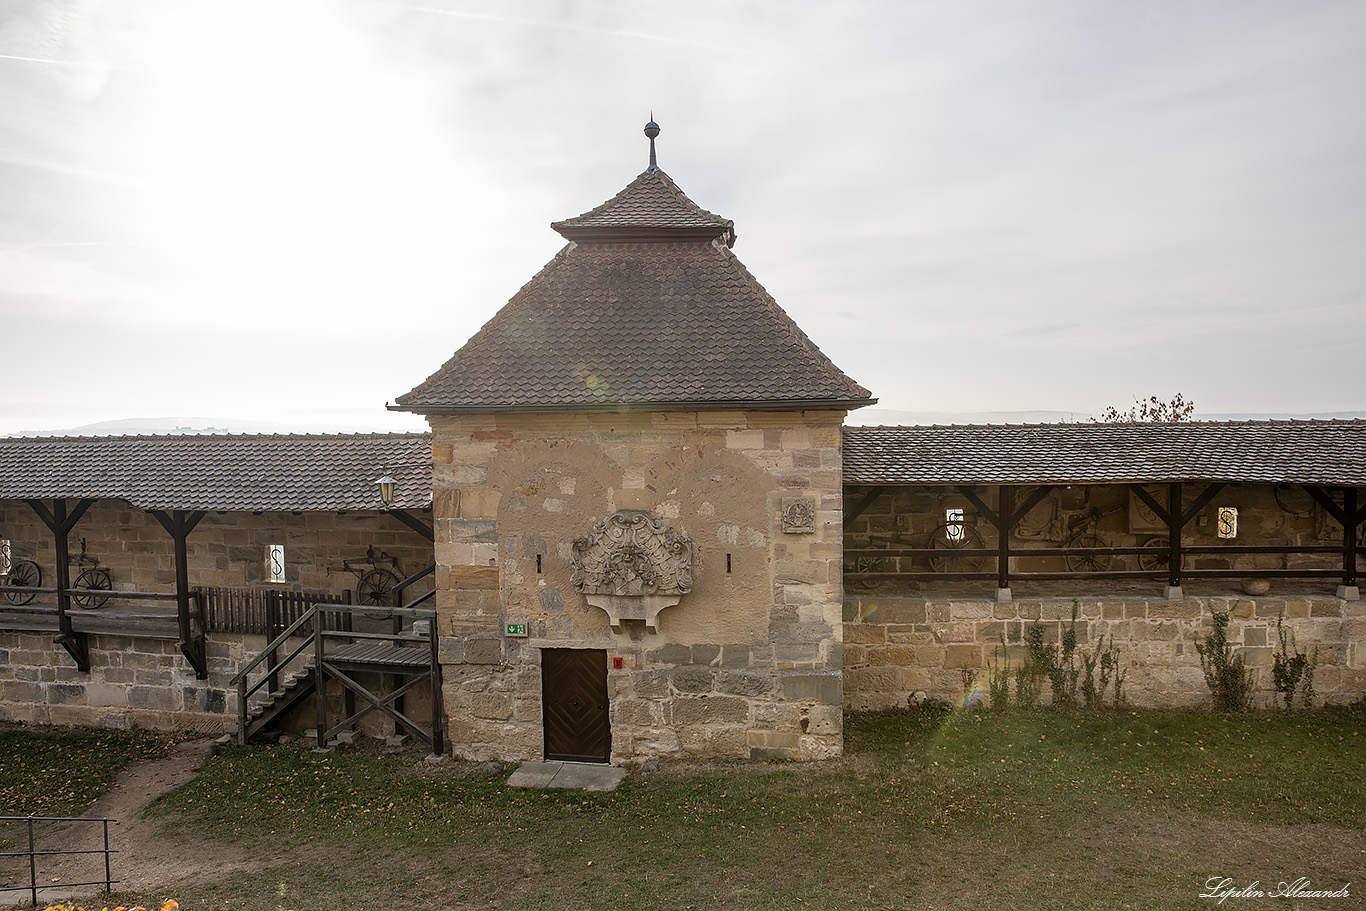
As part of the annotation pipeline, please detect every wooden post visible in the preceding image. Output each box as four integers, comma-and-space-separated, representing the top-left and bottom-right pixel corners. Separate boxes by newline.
25, 499, 94, 671
1344, 487, 1359, 590
314, 606, 327, 748
148, 509, 208, 678
997, 485, 1012, 593
1166, 482, 1183, 596
267, 591, 281, 695
52, 500, 73, 641
429, 617, 444, 757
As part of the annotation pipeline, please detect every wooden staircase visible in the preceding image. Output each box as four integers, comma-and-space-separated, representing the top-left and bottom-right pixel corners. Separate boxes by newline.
240, 667, 317, 742
231, 601, 442, 753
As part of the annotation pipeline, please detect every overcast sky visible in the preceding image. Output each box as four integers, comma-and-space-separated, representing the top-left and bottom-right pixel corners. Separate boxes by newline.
2, 0, 1363, 434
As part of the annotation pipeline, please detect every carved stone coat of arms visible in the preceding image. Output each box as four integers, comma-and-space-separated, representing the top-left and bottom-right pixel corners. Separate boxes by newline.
570, 511, 693, 630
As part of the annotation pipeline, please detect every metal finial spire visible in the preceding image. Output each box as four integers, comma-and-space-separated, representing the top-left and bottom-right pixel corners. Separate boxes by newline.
644, 114, 660, 171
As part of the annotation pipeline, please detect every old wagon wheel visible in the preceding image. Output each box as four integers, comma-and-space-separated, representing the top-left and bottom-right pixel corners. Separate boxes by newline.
1064, 534, 1111, 573
928, 524, 986, 573
844, 555, 886, 591
4, 559, 42, 605
72, 567, 112, 609
357, 568, 401, 613
1137, 538, 1171, 573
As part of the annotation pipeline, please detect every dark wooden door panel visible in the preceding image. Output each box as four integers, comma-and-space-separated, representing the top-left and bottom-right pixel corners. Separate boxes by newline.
542, 648, 610, 763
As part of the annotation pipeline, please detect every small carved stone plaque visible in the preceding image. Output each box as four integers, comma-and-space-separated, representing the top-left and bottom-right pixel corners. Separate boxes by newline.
570, 511, 693, 630
781, 497, 816, 534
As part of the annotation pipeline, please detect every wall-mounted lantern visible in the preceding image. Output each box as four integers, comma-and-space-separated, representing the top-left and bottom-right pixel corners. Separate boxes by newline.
376, 473, 397, 509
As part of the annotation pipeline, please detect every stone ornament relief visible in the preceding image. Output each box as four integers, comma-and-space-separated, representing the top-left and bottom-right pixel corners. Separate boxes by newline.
571, 511, 693, 630
781, 497, 816, 534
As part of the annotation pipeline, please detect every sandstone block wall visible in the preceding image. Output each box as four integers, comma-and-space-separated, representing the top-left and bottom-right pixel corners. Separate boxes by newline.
844, 594, 1366, 710
429, 409, 846, 763
0, 631, 262, 731
0, 628, 434, 740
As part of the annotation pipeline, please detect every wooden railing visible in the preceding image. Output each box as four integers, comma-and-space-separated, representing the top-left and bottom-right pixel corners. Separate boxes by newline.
197, 587, 352, 635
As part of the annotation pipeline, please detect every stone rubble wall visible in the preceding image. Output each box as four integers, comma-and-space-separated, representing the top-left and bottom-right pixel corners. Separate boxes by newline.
0, 631, 264, 731
0, 629, 432, 739
844, 594, 1366, 710
428, 409, 847, 763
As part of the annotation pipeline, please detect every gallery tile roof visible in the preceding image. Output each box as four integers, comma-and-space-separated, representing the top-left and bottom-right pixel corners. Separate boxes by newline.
0, 433, 432, 511
842, 421, 1366, 487
395, 239, 873, 412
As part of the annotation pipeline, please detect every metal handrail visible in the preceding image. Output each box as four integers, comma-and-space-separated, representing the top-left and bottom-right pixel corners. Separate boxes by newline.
0, 815, 116, 907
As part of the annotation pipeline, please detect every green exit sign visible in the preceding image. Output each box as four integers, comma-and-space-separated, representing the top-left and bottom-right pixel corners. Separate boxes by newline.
505, 622, 528, 637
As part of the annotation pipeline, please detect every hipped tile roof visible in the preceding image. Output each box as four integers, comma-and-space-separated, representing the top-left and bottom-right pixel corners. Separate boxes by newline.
397, 166, 872, 413
397, 240, 872, 411
843, 421, 1366, 487
552, 168, 735, 243
0, 433, 432, 511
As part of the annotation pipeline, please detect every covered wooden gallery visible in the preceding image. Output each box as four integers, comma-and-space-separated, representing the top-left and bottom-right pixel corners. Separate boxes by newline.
1, 419, 1365, 741
0, 433, 437, 737
840, 420, 1366, 711
842, 421, 1364, 600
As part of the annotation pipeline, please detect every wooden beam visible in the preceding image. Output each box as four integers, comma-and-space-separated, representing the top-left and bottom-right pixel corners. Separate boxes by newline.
1129, 484, 1171, 527
842, 486, 886, 531
1304, 485, 1348, 526
387, 508, 435, 542
954, 486, 998, 528
1181, 483, 1227, 528
1005, 485, 1055, 529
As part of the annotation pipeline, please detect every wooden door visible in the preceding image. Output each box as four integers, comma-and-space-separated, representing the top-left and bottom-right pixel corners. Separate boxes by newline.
542, 648, 610, 763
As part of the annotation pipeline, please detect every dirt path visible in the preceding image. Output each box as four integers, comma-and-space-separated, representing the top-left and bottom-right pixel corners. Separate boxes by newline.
5, 739, 251, 908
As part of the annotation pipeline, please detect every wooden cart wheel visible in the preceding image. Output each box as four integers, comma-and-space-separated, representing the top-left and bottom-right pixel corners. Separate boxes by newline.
929, 525, 986, 573
1064, 534, 1111, 573
72, 568, 111, 609
357, 568, 401, 611
1137, 538, 1171, 572
4, 559, 41, 605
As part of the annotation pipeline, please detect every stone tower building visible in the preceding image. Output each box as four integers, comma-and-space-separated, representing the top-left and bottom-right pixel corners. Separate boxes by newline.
394, 121, 873, 763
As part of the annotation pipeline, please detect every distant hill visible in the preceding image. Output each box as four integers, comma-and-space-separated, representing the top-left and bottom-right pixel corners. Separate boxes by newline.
5, 410, 1363, 438
849, 408, 1366, 426
3, 414, 427, 437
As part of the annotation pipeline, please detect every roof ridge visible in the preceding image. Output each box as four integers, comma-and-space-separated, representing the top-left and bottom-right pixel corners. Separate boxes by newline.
844, 418, 1366, 431
0, 431, 433, 444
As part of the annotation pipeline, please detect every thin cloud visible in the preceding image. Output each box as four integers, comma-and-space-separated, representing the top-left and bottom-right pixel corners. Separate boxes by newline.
390, 3, 738, 53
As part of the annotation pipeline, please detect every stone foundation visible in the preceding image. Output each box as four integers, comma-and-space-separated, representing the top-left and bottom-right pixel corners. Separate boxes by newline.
0, 631, 258, 731
844, 594, 1366, 710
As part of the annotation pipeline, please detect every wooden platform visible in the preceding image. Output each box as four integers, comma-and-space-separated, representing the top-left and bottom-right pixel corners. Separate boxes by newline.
325, 637, 433, 672
0, 601, 181, 639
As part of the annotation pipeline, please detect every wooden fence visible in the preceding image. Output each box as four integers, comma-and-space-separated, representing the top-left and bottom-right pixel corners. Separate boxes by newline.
196, 587, 353, 635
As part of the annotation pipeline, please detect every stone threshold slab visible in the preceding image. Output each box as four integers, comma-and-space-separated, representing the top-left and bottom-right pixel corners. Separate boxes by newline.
507, 760, 627, 792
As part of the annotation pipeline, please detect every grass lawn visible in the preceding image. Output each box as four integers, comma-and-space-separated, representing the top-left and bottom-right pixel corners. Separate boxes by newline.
0, 725, 171, 817
6, 708, 1365, 910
